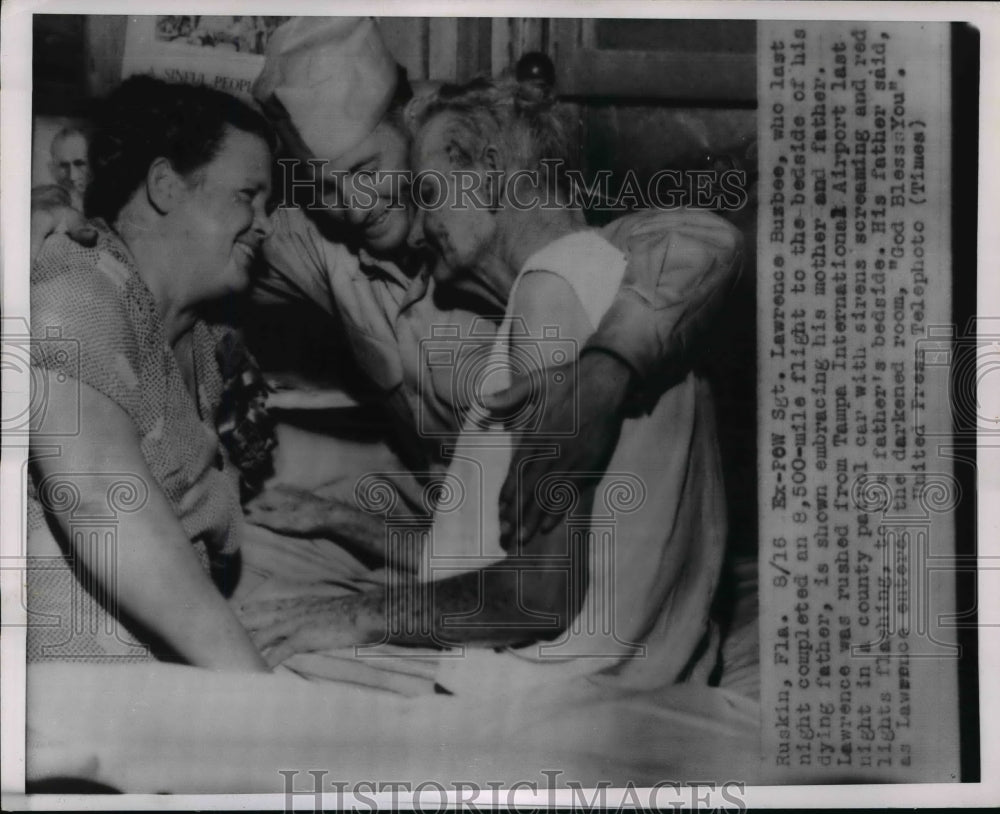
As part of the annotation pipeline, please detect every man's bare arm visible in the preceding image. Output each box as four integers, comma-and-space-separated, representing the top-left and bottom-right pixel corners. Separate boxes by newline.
240, 517, 586, 663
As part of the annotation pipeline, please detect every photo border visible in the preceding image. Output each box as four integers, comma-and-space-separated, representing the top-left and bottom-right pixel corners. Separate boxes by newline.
2, 0, 997, 809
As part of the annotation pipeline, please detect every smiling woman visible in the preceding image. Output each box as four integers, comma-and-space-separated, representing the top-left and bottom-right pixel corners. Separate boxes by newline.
27, 76, 280, 670
85, 77, 275, 302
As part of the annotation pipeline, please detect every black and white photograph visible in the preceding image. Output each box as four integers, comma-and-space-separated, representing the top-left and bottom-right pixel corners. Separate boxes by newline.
0, 1, 993, 808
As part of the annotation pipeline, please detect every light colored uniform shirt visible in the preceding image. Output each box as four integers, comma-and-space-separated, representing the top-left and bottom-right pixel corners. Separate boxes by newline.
258, 207, 489, 467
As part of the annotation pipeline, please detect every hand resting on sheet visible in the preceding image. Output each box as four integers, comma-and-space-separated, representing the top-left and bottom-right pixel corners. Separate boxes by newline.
244, 483, 425, 573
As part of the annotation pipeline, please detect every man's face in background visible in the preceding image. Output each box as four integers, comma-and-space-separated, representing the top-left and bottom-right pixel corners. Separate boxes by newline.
50, 131, 91, 201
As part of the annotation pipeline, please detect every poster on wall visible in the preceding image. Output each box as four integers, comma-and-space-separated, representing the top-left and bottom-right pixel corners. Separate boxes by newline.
120, 15, 291, 101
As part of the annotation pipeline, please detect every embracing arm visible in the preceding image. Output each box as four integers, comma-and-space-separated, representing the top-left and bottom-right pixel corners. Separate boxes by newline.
383, 545, 581, 647
590, 207, 744, 397
252, 207, 347, 315
244, 482, 425, 573
32, 371, 268, 672
242, 524, 583, 662
488, 210, 743, 547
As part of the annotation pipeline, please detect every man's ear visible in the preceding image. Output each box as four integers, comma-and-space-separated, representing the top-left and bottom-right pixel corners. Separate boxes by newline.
482, 145, 504, 211
482, 144, 501, 173
146, 157, 185, 215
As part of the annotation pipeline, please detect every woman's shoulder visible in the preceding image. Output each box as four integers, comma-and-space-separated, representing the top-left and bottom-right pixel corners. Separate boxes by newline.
33, 225, 137, 301
31, 228, 149, 358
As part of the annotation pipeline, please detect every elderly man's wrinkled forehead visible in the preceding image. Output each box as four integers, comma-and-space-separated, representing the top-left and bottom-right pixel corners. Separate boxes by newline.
412, 111, 479, 171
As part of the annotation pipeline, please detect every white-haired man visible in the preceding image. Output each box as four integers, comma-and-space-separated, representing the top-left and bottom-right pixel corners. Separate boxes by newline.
234, 18, 744, 687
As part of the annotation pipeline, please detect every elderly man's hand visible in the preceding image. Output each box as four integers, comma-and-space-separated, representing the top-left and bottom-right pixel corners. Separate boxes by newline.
30, 185, 97, 266
244, 484, 335, 537
239, 590, 379, 667
484, 350, 632, 551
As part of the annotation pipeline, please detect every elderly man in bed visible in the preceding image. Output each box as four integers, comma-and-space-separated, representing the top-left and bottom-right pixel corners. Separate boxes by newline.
241, 16, 743, 561
235, 16, 742, 687
242, 72, 733, 699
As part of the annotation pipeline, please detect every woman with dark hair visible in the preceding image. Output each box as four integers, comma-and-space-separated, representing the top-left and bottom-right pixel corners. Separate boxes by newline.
28, 75, 277, 671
